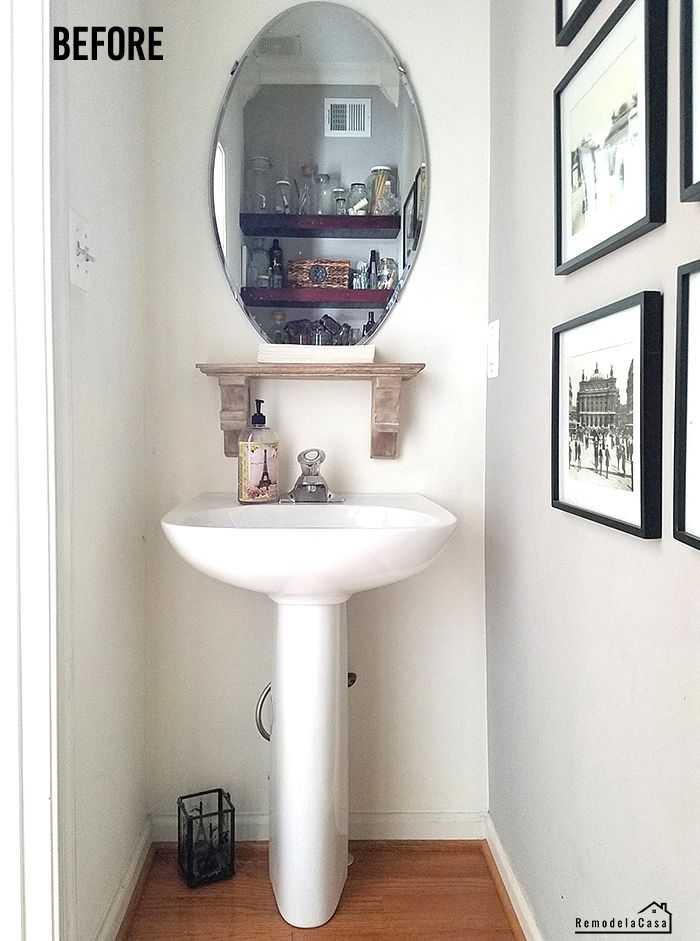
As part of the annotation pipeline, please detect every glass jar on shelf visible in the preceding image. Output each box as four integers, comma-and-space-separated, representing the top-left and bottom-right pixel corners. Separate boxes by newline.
245, 156, 274, 213
352, 261, 368, 289
374, 181, 400, 215
297, 164, 314, 215
314, 174, 334, 214
346, 182, 369, 216
274, 179, 296, 214
365, 166, 399, 215
333, 187, 347, 215
247, 238, 270, 287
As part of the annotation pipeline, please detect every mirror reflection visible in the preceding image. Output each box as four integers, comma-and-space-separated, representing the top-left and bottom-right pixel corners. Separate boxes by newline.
211, 2, 428, 346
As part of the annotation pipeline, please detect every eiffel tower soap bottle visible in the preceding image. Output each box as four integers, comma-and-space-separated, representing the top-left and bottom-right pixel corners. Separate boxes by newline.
238, 399, 279, 504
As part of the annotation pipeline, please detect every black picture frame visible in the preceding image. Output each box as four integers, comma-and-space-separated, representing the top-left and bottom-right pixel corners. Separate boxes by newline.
402, 177, 417, 270
673, 260, 700, 550
556, 0, 603, 46
681, 0, 700, 201
413, 165, 425, 247
554, 0, 668, 276
551, 292, 663, 538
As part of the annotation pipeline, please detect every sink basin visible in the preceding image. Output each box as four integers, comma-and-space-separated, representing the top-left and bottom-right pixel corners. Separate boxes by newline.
161, 492, 456, 928
161, 493, 457, 603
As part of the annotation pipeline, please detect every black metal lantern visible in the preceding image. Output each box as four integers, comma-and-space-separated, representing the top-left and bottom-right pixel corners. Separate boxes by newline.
177, 788, 235, 888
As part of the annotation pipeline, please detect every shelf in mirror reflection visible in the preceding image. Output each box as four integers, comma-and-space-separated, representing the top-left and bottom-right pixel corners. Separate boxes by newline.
240, 287, 392, 309
239, 213, 401, 240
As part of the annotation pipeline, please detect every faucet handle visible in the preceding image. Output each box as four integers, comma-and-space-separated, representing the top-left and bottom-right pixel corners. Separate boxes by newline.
297, 448, 325, 476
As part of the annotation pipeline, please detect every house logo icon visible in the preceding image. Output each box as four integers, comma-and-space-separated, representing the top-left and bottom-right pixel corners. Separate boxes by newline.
636, 902, 672, 934
574, 900, 672, 934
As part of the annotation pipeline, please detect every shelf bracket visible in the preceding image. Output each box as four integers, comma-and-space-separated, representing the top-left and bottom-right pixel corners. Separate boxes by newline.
217, 374, 250, 457
371, 376, 403, 459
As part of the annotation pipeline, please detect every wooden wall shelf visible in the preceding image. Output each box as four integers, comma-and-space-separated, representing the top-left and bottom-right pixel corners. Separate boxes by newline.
240, 213, 401, 240
240, 287, 390, 309
197, 362, 425, 459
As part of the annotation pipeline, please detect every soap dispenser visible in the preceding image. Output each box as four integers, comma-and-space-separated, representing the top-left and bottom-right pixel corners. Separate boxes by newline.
238, 399, 279, 504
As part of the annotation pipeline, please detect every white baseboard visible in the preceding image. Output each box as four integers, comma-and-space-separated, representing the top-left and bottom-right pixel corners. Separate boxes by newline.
95, 819, 152, 941
151, 811, 487, 843
484, 814, 544, 941
350, 811, 486, 840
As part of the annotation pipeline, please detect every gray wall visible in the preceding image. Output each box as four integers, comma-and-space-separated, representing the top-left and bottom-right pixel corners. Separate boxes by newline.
244, 84, 399, 193
53, 0, 149, 937
487, 0, 700, 938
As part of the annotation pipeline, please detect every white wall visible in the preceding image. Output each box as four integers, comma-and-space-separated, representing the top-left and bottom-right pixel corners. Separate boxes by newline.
52, 1, 149, 938
145, 0, 490, 838
487, 0, 700, 937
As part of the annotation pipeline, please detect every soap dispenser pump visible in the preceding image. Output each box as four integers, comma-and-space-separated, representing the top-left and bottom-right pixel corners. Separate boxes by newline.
238, 399, 279, 504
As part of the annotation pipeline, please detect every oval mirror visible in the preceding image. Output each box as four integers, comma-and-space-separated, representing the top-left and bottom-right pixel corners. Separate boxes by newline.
210, 2, 428, 346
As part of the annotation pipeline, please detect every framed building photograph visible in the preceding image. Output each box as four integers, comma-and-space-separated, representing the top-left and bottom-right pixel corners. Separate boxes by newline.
416, 163, 427, 227
554, 0, 667, 275
681, 0, 700, 200
402, 177, 416, 270
552, 292, 663, 538
556, 0, 603, 46
674, 260, 700, 550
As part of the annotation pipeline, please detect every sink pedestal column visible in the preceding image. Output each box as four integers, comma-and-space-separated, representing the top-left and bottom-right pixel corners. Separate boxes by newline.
269, 601, 349, 928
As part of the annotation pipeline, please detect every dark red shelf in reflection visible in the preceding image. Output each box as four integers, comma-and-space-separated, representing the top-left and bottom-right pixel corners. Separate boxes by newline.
240, 288, 390, 309
239, 213, 401, 240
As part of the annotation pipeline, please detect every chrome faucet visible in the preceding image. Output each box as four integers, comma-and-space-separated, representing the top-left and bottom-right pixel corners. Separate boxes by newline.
283, 449, 344, 504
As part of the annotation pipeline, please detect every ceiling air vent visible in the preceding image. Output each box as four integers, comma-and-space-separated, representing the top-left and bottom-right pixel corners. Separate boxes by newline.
324, 98, 372, 138
254, 35, 302, 57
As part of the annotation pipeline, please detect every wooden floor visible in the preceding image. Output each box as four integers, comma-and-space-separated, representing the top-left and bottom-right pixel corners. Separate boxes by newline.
124, 841, 525, 940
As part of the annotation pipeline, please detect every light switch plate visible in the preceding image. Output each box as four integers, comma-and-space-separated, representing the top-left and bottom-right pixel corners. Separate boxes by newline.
68, 209, 91, 291
487, 319, 500, 378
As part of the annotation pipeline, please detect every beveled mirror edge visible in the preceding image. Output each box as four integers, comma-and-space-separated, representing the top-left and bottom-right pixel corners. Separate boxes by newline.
207, 2, 430, 347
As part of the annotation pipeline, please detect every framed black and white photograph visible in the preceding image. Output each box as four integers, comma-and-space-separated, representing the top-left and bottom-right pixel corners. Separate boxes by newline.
674, 260, 700, 549
402, 177, 417, 270
681, 0, 700, 200
416, 163, 427, 229
554, 0, 667, 275
556, 0, 603, 46
552, 292, 663, 537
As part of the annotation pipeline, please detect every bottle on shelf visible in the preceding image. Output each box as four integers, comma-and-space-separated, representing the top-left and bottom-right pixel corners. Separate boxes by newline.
377, 257, 398, 290
320, 314, 342, 340
368, 250, 379, 290
269, 238, 284, 289
362, 311, 376, 338
297, 165, 314, 215
272, 310, 286, 344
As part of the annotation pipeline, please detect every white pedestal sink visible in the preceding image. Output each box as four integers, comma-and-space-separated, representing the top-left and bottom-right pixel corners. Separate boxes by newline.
162, 493, 456, 928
